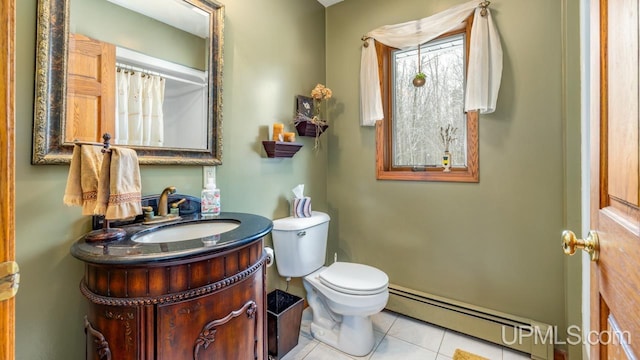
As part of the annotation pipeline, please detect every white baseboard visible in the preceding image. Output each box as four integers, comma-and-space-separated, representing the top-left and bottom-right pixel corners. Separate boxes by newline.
387, 284, 554, 360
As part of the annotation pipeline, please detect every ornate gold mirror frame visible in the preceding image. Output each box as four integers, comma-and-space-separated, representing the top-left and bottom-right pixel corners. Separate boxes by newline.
33, 0, 224, 165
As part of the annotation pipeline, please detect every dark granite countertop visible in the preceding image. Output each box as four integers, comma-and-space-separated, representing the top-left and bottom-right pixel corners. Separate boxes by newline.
70, 212, 273, 265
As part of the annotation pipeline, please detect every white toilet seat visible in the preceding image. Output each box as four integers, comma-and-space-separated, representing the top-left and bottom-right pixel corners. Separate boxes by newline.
318, 262, 388, 295
304, 266, 389, 316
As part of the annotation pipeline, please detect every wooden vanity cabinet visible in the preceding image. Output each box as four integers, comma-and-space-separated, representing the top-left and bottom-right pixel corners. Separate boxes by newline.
80, 239, 267, 360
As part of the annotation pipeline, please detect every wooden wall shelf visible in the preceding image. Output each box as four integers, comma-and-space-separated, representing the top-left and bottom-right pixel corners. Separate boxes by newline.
262, 141, 303, 158
295, 121, 328, 138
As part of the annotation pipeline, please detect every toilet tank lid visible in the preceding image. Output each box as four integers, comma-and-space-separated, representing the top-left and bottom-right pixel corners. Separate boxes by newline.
272, 211, 330, 231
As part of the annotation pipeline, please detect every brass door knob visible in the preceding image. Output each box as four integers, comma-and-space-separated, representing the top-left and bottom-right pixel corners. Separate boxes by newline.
562, 230, 599, 261
0, 261, 19, 301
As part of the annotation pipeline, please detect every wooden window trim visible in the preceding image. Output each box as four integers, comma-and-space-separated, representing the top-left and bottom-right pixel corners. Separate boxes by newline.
375, 17, 479, 183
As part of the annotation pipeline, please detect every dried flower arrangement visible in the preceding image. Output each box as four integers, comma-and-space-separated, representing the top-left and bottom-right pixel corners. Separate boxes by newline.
440, 124, 458, 152
294, 84, 333, 150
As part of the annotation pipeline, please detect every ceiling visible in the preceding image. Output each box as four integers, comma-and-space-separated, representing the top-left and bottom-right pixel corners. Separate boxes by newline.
106, 0, 209, 38
317, 0, 344, 7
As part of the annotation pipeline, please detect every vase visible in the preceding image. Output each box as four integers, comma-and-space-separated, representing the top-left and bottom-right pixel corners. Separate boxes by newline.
412, 76, 425, 87
442, 151, 451, 172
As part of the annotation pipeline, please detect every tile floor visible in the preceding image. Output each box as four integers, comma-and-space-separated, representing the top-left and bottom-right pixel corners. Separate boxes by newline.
279, 309, 531, 360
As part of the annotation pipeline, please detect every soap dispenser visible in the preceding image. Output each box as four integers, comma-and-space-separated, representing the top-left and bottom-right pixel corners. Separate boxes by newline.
201, 179, 221, 217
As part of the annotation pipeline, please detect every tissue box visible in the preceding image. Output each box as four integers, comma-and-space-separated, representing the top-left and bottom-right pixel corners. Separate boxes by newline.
292, 197, 312, 218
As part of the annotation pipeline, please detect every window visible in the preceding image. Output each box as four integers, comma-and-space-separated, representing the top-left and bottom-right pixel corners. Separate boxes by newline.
375, 18, 479, 182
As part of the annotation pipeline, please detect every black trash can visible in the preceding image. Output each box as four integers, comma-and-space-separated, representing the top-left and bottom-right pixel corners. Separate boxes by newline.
267, 289, 304, 359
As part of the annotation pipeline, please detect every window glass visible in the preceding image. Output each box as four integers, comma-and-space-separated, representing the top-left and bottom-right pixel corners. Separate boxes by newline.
391, 34, 466, 167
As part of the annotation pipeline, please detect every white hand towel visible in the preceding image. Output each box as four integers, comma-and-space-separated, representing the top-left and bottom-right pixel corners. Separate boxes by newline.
63, 145, 104, 215
95, 147, 142, 220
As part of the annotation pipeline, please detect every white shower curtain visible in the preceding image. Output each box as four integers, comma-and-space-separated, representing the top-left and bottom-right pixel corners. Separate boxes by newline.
115, 70, 165, 146
115, 70, 130, 145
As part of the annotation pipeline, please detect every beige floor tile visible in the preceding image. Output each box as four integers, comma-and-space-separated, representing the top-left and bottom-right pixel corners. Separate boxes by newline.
369, 335, 438, 360
303, 343, 357, 360
386, 315, 446, 353
279, 335, 319, 360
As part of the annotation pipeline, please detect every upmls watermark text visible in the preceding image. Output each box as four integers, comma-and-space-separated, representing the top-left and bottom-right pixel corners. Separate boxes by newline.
502, 325, 631, 346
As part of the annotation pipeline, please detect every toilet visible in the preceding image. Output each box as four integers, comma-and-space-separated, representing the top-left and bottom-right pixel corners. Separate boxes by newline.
271, 211, 389, 357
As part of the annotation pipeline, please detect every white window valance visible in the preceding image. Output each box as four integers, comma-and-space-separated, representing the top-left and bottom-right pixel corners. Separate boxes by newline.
360, 0, 503, 126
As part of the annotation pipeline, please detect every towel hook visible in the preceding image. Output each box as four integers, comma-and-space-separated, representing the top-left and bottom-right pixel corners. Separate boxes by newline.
101, 133, 112, 153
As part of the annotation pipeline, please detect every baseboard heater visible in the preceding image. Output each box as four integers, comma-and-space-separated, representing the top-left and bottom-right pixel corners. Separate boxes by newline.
386, 284, 554, 360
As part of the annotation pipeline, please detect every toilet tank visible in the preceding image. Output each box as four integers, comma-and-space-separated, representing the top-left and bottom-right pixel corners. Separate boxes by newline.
271, 211, 330, 278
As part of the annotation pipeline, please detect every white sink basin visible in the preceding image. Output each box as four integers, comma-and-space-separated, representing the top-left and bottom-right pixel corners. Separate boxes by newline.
132, 221, 240, 244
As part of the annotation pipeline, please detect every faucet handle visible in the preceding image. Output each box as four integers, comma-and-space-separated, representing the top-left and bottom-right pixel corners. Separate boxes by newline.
170, 199, 186, 216
142, 206, 155, 221
171, 198, 187, 209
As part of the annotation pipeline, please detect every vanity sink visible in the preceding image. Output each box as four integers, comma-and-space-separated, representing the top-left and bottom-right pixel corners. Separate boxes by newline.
71, 210, 273, 360
132, 221, 240, 244
71, 210, 273, 264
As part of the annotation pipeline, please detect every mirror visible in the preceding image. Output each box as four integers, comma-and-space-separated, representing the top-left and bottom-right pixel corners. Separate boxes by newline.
33, 0, 224, 165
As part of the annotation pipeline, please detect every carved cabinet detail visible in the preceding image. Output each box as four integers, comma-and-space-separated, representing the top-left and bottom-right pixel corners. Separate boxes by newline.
79, 239, 267, 360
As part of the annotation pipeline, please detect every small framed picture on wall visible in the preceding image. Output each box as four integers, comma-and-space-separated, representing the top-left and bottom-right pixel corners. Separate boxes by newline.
296, 95, 313, 118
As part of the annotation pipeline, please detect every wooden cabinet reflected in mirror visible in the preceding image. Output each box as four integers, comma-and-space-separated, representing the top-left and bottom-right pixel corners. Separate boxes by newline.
33, 0, 224, 165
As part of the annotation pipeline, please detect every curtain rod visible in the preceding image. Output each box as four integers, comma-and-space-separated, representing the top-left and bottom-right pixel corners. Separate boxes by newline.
116, 63, 206, 88
360, 1, 491, 47
116, 63, 161, 78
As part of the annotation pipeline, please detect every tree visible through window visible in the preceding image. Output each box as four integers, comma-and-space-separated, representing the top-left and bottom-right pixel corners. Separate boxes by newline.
375, 18, 479, 182
393, 34, 466, 167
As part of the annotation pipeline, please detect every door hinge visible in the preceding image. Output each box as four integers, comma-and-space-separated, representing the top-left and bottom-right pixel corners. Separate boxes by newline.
0, 261, 19, 301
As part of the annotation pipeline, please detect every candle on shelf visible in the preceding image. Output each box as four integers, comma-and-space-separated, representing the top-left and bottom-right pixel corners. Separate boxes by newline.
284, 132, 296, 142
272, 123, 284, 141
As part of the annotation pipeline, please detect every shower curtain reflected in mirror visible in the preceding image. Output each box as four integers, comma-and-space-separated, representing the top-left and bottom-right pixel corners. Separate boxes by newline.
115, 69, 165, 147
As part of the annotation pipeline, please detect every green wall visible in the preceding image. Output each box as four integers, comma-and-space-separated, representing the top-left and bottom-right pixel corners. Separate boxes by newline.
324, 0, 581, 350
71, 0, 207, 70
15, 0, 583, 358
15, 0, 325, 358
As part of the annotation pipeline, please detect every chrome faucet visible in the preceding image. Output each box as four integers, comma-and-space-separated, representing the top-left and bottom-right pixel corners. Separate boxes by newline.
158, 186, 176, 217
